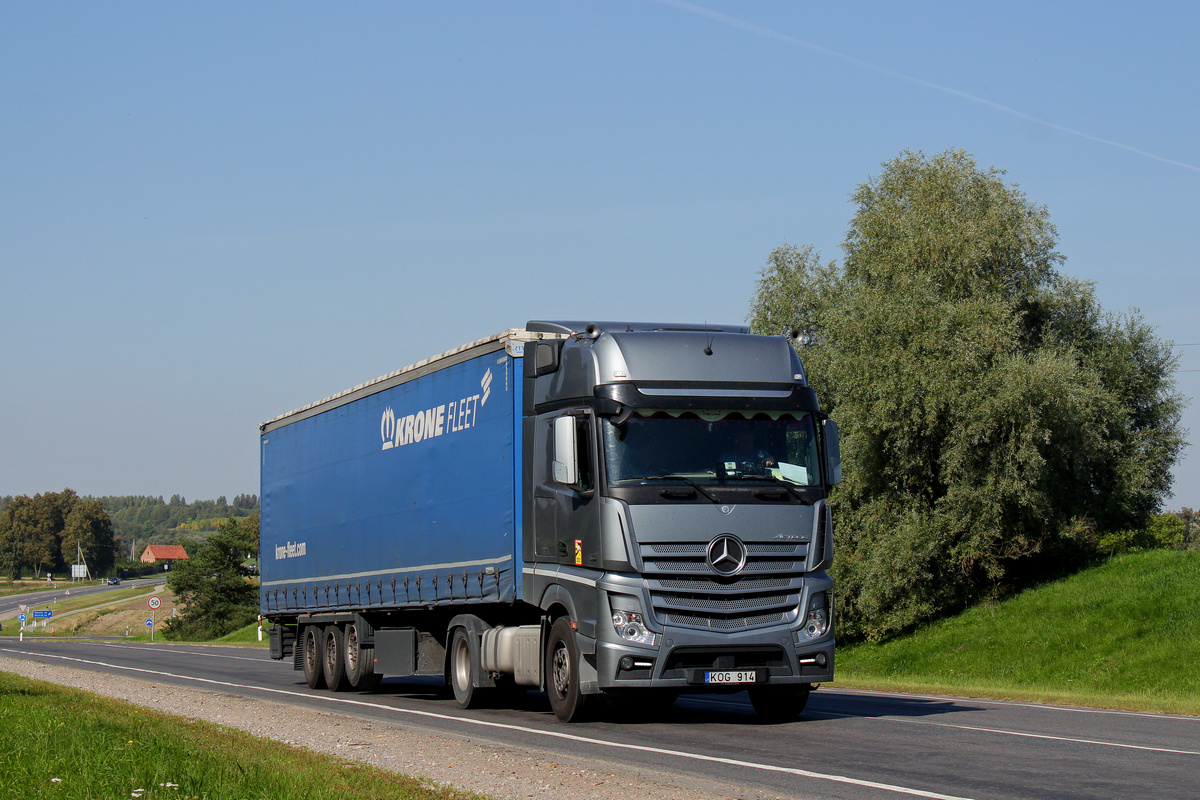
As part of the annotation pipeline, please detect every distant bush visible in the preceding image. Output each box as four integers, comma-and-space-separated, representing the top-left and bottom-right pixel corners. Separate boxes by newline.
1098, 511, 1191, 556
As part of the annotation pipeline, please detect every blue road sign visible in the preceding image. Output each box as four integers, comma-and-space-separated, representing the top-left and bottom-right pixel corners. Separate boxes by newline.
32, 609, 52, 619
145, 619, 153, 627
16, 613, 25, 623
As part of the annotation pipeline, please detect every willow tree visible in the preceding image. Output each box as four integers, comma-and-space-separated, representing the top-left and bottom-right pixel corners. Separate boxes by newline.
750, 149, 1185, 639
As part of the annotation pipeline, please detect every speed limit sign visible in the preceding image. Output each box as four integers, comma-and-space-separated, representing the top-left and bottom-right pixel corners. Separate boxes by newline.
148, 596, 162, 610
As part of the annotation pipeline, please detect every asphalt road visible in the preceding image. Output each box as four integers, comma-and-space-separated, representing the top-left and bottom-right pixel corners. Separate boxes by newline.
1, 638, 1197, 800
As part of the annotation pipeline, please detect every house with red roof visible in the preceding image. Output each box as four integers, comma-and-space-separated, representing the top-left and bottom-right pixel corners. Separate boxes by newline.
140, 544, 190, 564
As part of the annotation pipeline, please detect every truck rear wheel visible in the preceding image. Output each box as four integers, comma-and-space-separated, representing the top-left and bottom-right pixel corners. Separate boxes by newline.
323, 625, 351, 692
449, 627, 482, 708
302, 626, 326, 690
344, 622, 381, 691
748, 685, 809, 722
545, 617, 596, 722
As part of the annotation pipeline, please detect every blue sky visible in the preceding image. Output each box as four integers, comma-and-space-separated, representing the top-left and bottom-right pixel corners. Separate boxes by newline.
2, 1, 1197, 509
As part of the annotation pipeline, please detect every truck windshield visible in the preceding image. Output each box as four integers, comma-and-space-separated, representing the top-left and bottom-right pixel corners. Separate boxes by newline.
602, 409, 822, 487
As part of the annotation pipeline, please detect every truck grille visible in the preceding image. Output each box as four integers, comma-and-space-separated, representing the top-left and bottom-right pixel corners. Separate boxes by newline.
640, 540, 806, 632
665, 611, 789, 629
640, 541, 806, 576
659, 593, 791, 611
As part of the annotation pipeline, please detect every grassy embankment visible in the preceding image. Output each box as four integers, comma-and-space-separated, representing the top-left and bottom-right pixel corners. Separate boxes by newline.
0, 671, 487, 800
836, 549, 1200, 715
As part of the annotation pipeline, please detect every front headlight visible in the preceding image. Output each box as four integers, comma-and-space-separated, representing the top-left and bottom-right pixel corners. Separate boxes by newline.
609, 596, 660, 646
795, 591, 831, 643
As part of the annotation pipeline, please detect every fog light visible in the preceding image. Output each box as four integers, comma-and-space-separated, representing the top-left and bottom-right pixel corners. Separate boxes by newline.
619, 656, 635, 671
815, 652, 828, 667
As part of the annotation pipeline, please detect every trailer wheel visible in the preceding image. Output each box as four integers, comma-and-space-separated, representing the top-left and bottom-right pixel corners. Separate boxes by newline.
748, 685, 809, 722
301, 626, 326, 690
545, 617, 595, 722
344, 622, 382, 691
448, 627, 482, 708
323, 625, 351, 692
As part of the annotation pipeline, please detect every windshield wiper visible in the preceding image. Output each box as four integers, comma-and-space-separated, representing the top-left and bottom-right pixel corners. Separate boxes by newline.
719, 473, 812, 501
642, 475, 720, 504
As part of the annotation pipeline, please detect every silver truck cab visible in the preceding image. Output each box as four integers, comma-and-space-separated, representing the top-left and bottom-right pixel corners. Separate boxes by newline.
520, 321, 840, 720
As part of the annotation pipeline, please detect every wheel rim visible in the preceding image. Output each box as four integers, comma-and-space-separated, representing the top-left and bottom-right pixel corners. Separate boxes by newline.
305, 630, 318, 668
324, 631, 336, 675
345, 626, 359, 674
453, 635, 471, 692
552, 643, 571, 698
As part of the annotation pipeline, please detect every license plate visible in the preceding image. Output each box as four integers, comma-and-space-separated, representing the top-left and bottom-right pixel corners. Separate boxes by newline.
704, 670, 758, 684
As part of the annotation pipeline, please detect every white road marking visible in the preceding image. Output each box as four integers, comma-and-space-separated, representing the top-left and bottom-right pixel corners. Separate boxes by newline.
826, 712, 1200, 757
832, 687, 1200, 723
95, 643, 267, 662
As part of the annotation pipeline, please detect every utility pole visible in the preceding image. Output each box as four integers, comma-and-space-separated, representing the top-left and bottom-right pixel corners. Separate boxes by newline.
74, 543, 91, 582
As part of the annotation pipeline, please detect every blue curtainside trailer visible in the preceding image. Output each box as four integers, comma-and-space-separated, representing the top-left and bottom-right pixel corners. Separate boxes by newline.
261, 333, 525, 612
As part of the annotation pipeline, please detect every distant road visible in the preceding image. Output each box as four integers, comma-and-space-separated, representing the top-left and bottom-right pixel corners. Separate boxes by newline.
2, 639, 1198, 800
0, 579, 163, 620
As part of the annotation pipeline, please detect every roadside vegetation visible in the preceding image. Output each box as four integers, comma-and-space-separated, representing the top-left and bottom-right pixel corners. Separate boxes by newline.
0, 493, 259, 581
163, 516, 259, 641
837, 549, 1200, 715
0, 671, 487, 800
212, 618, 271, 645
750, 148, 1188, 640
0, 490, 116, 580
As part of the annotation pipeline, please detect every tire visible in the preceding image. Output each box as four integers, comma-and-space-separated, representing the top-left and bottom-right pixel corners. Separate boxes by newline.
344, 622, 381, 691
545, 617, 596, 722
448, 627, 481, 708
748, 685, 809, 722
323, 625, 351, 692
301, 625, 326, 690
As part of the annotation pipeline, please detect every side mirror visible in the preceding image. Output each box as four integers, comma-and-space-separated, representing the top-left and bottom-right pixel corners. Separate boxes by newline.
552, 416, 577, 485
822, 418, 843, 486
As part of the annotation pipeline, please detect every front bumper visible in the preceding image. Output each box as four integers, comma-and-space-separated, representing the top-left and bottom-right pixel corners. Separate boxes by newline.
595, 623, 834, 689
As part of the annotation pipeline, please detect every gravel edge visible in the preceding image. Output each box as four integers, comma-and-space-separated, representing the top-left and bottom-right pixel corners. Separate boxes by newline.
0, 654, 794, 800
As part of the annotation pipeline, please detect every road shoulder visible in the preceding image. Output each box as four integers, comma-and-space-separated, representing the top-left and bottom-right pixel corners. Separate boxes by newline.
0, 654, 794, 800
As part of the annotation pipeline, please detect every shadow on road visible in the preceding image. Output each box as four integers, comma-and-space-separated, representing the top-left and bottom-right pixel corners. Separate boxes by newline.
286, 675, 982, 728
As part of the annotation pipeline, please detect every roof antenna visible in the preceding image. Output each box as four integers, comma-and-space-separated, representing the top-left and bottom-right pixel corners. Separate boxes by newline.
703, 322, 714, 356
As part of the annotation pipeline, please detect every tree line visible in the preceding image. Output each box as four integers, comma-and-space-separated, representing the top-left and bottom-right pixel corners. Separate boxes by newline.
750, 148, 1187, 640
0, 490, 116, 579
0, 490, 260, 579
98, 494, 258, 553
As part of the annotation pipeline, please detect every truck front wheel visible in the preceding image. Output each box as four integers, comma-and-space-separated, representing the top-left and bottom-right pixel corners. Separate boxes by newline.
448, 627, 482, 708
302, 626, 325, 690
545, 617, 595, 722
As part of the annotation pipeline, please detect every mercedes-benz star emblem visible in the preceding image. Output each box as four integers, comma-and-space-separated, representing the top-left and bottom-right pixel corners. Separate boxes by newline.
707, 535, 747, 576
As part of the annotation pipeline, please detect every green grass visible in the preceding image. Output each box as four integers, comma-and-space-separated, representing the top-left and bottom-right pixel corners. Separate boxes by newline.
210, 619, 271, 646
836, 549, 1200, 714
0, 671, 489, 800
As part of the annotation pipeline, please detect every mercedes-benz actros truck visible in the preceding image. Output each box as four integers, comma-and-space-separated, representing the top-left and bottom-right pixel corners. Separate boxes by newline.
260, 321, 840, 721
